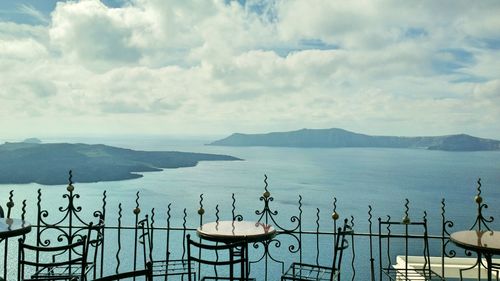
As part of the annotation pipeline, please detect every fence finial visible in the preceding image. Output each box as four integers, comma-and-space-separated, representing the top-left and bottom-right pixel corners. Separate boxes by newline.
368, 205, 373, 225
133, 191, 140, 215
402, 198, 410, 224
167, 203, 172, 221
7, 190, 14, 209
198, 194, 205, 216
470, 177, 494, 231
215, 204, 220, 224
263, 174, 270, 198
298, 195, 303, 215
475, 178, 482, 204
332, 197, 339, 220
67, 170, 74, 192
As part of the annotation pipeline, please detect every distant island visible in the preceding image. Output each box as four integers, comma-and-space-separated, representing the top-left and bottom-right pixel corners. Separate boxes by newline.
22, 137, 42, 144
209, 128, 500, 151
0, 140, 240, 185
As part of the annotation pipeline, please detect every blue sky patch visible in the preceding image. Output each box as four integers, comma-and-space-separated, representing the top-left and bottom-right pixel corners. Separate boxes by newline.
481, 38, 500, 50
450, 75, 488, 84
225, 0, 278, 22
404, 27, 428, 39
271, 39, 339, 57
432, 48, 475, 74
0, 1, 56, 25
299, 39, 339, 50
0, 0, 127, 25
101, 0, 128, 8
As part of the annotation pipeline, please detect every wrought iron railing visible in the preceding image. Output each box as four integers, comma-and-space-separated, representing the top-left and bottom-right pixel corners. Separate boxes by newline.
0, 172, 497, 281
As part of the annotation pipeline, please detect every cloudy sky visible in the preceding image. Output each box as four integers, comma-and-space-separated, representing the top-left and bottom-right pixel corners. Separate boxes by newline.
1, 0, 499, 140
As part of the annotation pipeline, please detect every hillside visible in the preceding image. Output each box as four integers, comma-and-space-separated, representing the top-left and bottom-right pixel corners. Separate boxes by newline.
0, 141, 240, 185
209, 128, 500, 151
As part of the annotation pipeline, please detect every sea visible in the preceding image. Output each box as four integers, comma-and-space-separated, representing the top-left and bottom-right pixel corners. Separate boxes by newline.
1, 136, 499, 280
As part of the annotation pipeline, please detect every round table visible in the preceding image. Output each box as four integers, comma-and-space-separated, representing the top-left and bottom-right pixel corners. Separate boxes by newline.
451, 230, 500, 281
197, 220, 276, 243
0, 218, 32, 239
197, 221, 276, 279
0, 218, 32, 281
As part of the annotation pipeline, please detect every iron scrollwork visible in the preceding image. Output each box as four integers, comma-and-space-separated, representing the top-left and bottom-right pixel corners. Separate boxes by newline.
470, 178, 494, 231
251, 175, 301, 280
34, 170, 106, 279
441, 199, 456, 259
458, 178, 496, 279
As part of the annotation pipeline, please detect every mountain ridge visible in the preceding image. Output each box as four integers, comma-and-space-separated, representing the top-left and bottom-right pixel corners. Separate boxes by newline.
208, 128, 500, 151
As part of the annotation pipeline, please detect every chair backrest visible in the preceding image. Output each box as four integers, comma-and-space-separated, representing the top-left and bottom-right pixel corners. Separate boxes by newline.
87, 218, 105, 279
186, 234, 246, 281
43, 220, 104, 279
330, 218, 352, 281
93, 261, 153, 281
137, 216, 153, 267
0, 204, 4, 218
378, 215, 432, 280
18, 235, 88, 281
137, 211, 186, 264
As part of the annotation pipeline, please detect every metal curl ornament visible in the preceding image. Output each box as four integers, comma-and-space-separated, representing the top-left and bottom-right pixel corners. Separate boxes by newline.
182, 208, 187, 230
93, 190, 106, 220
115, 203, 123, 274
198, 194, 205, 216
7, 190, 14, 209
232, 193, 243, 221
215, 204, 220, 224
475, 178, 482, 204
368, 205, 373, 225
263, 174, 270, 198
298, 195, 303, 215
332, 197, 339, 220
67, 170, 74, 192
167, 203, 172, 223
251, 174, 302, 278
402, 198, 410, 224
133, 191, 141, 214
21, 200, 27, 220
469, 178, 494, 231
35, 171, 104, 257
443, 240, 457, 258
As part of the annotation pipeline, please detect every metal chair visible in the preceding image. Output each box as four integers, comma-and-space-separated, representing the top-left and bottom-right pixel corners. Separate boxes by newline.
378, 214, 443, 281
93, 261, 153, 281
20, 220, 104, 281
0, 204, 4, 218
84, 218, 105, 279
137, 215, 195, 280
281, 218, 351, 281
186, 234, 248, 281
18, 235, 88, 281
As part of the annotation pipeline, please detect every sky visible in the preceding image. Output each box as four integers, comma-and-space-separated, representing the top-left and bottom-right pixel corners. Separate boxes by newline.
0, 0, 499, 140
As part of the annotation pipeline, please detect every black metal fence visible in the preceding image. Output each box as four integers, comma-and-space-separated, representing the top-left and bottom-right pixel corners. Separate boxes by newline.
0, 173, 497, 281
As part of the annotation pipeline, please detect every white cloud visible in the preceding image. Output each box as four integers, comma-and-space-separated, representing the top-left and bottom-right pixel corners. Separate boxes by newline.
473, 79, 500, 107
0, 0, 499, 139
49, 1, 143, 70
0, 38, 48, 61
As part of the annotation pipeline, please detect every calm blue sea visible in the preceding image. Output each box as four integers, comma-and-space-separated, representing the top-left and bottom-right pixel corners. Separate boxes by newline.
1, 136, 499, 279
